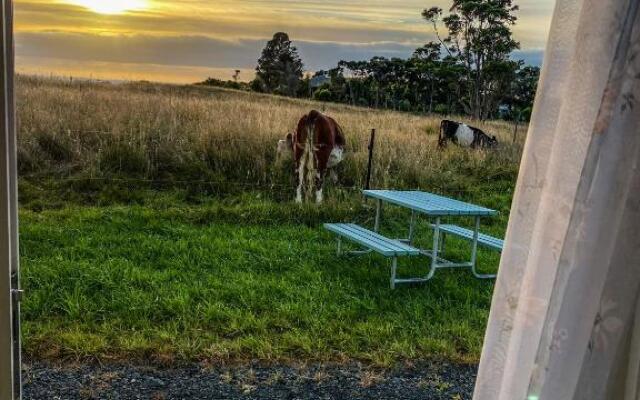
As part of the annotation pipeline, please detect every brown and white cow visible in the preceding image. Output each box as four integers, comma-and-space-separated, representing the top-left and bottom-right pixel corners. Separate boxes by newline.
278, 110, 345, 203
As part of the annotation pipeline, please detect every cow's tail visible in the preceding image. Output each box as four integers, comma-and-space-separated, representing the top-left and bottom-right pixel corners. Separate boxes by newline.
304, 111, 319, 200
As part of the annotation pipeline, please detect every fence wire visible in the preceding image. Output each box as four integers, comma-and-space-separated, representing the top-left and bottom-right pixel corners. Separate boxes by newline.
19, 128, 507, 201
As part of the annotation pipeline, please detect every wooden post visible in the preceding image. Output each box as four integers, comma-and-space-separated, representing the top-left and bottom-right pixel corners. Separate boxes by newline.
365, 128, 376, 190
513, 112, 520, 144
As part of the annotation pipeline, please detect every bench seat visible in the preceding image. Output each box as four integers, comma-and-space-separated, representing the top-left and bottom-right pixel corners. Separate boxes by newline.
324, 223, 420, 257
438, 224, 504, 251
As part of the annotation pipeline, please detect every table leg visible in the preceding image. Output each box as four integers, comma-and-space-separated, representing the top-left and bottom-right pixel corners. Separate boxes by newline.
471, 216, 496, 279
390, 257, 397, 289
374, 199, 382, 232
471, 216, 479, 268
425, 216, 440, 280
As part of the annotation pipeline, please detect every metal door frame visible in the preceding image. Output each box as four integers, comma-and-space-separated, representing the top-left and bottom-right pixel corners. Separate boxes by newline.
0, 0, 20, 398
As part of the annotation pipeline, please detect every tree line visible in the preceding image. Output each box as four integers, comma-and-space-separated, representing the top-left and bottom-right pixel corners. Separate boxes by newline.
202, 0, 540, 122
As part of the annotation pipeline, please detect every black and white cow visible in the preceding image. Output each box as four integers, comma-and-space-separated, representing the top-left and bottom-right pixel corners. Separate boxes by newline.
438, 120, 498, 149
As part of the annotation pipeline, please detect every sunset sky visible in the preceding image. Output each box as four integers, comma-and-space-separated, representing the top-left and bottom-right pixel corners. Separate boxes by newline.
16, 0, 555, 83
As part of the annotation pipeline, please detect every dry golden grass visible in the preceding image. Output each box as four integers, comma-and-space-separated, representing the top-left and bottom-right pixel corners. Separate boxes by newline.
17, 74, 525, 199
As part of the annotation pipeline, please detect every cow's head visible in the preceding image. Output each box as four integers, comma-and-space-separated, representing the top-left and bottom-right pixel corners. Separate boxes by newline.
277, 133, 294, 157
488, 135, 498, 147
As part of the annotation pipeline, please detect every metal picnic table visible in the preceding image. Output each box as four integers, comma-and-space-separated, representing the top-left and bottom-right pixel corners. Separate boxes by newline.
363, 190, 499, 284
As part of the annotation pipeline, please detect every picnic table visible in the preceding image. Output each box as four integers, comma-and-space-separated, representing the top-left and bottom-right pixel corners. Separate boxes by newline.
325, 190, 503, 288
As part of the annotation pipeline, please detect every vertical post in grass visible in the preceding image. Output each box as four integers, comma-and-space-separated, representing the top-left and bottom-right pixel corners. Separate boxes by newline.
513, 110, 522, 144
365, 128, 376, 191
0, 0, 20, 398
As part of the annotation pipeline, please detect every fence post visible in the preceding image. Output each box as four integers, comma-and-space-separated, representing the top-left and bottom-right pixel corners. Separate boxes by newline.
365, 128, 376, 190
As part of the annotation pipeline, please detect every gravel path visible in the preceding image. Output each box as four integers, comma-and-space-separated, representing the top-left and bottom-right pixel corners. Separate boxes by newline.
23, 361, 477, 399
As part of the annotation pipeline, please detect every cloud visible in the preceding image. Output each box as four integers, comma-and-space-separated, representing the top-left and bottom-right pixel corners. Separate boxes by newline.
512, 50, 544, 66
298, 41, 417, 69
17, 31, 420, 72
17, 0, 552, 47
17, 55, 254, 83
15, 0, 553, 82
16, 0, 434, 44
17, 32, 262, 69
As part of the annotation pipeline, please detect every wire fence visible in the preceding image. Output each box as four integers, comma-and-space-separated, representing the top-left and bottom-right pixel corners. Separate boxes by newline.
19, 175, 358, 191
22, 128, 426, 148
18, 127, 516, 203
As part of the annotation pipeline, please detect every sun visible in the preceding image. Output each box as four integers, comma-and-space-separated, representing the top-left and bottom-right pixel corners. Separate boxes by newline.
68, 0, 149, 14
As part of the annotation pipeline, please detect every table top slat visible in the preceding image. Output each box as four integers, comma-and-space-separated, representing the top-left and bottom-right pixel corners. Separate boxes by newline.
363, 190, 497, 216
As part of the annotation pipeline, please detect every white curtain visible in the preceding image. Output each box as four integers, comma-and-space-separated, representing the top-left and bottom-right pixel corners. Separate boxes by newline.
474, 0, 640, 398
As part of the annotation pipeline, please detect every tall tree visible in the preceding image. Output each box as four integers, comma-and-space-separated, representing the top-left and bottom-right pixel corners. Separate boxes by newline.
423, 0, 520, 120
254, 32, 304, 96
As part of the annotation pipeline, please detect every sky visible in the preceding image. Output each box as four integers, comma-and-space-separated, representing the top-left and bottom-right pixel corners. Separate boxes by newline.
16, 0, 555, 83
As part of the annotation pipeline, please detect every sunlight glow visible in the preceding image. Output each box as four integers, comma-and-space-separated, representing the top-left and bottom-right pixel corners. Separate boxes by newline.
67, 0, 149, 14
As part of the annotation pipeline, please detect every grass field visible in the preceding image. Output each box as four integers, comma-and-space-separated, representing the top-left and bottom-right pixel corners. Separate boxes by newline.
17, 76, 523, 366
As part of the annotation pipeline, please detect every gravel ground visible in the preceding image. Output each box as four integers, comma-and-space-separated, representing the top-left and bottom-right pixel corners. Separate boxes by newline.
23, 361, 477, 399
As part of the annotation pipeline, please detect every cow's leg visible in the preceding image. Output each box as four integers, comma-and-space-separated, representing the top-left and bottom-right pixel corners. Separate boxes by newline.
315, 149, 330, 204
295, 154, 305, 203
305, 147, 316, 202
315, 170, 325, 203
295, 177, 303, 203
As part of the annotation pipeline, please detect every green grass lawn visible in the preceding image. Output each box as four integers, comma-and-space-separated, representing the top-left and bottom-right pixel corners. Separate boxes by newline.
19, 193, 506, 366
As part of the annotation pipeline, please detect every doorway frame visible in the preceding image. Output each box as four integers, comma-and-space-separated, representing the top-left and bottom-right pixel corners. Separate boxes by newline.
0, 0, 21, 398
